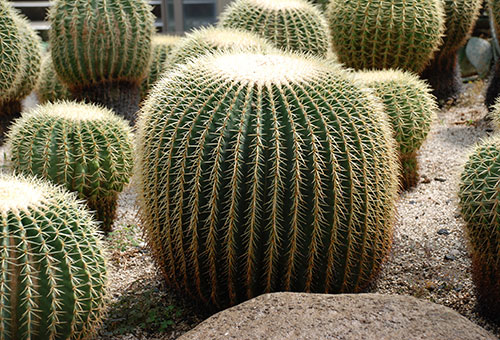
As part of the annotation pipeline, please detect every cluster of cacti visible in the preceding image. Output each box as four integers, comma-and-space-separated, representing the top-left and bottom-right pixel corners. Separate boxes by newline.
0, 174, 107, 339
35, 56, 71, 104
356, 70, 436, 189
459, 135, 500, 319
167, 27, 276, 69
327, 0, 445, 73
136, 51, 399, 309
0, 1, 42, 140
487, 0, 500, 110
49, 0, 155, 123
218, 0, 330, 57
8, 102, 134, 233
421, 0, 482, 103
140, 35, 182, 100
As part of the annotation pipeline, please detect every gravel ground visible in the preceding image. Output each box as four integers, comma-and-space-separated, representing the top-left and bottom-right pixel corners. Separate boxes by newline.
6, 83, 500, 339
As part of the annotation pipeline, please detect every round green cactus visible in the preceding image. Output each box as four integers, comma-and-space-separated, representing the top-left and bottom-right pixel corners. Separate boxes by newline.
459, 135, 500, 318
8, 102, 134, 233
167, 27, 276, 68
140, 35, 181, 100
36, 56, 72, 104
49, 0, 155, 123
327, 0, 445, 73
355, 70, 436, 189
218, 0, 330, 57
421, 0, 482, 103
137, 52, 399, 308
487, 0, 500, 110
0, 174, 107, 339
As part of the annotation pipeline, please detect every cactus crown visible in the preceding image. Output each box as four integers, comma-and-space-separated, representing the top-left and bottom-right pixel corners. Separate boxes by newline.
0, 174, 107, 339
327, 0, 445, 73
167, 27, 275, 68
218, 0, 330, 57
49, 0, 155, 89
137, 51, 398, 308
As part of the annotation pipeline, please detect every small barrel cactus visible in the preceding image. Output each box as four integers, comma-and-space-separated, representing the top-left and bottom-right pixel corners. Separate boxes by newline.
137, 52, 399, 308
49, 0, 155, 123
459, 135, 500, 318
140, 35, 181, 100
8, 102, 134, 233
0, 174, 107, 339
167, 27, 276, 68
421, 0, 482, 103
327, 0, 445, 73
218, 0, 330, 57
36, 56, 72, 104
355, 70, 436, 189
487, 0, 500, 110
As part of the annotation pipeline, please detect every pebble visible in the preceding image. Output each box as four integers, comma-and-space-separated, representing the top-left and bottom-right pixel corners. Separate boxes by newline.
434, 177, 447, 182
437, 229, 451, 236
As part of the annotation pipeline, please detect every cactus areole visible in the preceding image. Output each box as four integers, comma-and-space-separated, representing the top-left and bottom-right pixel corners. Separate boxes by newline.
137, 52, 399, 308
0, 174, 107, 340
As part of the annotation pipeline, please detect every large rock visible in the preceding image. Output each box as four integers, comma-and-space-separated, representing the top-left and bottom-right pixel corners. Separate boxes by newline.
179, 293, 495, 340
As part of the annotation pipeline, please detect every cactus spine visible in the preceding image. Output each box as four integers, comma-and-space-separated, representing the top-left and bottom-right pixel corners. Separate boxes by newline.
218, 0, 330, 57
327, 0, 445, 73
49, 0, 155, 123
167, 27, 276, 69
137, 52, 399, 308
36, 56, 72, 104
356, 70, 436, 189
8, 102, 134, 233
0, 174, 107, 339
140, 35, 181, 100
421, 0, 482, 104
487, 0, 500, 110
459, 135, 500, 319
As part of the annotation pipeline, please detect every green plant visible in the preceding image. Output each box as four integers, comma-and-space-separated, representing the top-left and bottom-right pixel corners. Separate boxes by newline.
0, 174, 107, 339
492, 97, 500, 129
49, 0, 155, 123
35, 55, 72, 104
7, 101, 134, 233
218, 0, 330, 57
459, 135, 500, 319
167, 26, 276, 69
136, 51, 399, 309
421, 0, 482, 103
486, 0, 500, 110
355, 70, 436, 189
327, 0, 445, 73
140, 35, 181, 100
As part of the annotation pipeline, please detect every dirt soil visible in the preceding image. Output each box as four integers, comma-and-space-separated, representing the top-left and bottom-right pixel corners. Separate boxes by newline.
93, 80, 500, 339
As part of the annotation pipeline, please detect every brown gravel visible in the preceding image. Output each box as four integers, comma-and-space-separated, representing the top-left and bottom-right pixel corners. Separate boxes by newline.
3, 83, 500, 339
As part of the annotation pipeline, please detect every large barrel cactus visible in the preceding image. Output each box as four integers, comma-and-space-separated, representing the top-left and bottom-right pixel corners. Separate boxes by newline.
140, 35, 181, 100
36, 56, 71, 104
218, 0, 330, 57
0, 174, 107, 339
8, 102, 134, 233
0, 2, 42, 141
137, 52, 399, 308
49, 0, 155, 123
167, 27, 275, 69
327, 0, 445, 73
487, 0, 500, 110
459, 135, 500, 319
356, 70, 436, 189
421, 0, 482, 103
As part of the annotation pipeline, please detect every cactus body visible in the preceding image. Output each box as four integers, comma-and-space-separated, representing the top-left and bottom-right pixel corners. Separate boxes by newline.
487, 0, 500, 110
421, 0, 482, 103
137, 52, 399, 308
36, 56, 72, 104
49, 0, 155, 123
8, 102, 134, 233
356, 70, 436, 189
459, 135, 500, 319
0, 174, 107, 340
218, 0, 330, 57
167, 27, 276, 69
327, 0, 445, 73
140, 35, 181, 100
